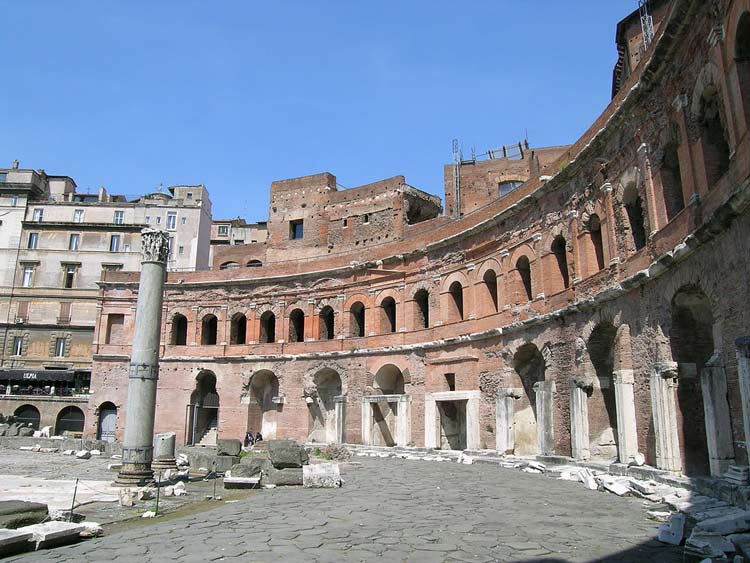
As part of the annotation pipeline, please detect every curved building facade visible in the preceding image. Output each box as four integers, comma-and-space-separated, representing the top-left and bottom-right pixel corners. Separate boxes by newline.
88, 0, 750, 477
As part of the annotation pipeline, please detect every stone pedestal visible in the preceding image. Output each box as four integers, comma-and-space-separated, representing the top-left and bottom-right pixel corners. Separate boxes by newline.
701, 355, 735, 476
334, 395, 346, 444
152, 432, 177, 471
570, 379, 591, 461
534, 380, 556, 455
495, 388, 521, 454
115, 229, 169, 487
650, 362, 682, 472
613, 369, 639, 463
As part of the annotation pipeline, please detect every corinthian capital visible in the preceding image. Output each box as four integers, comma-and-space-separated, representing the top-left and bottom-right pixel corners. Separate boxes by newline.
141, 229, 170, 264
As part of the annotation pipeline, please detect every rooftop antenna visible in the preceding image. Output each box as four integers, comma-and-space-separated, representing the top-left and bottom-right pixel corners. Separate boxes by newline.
156, 183, 163, 193
639, 0, 655, 51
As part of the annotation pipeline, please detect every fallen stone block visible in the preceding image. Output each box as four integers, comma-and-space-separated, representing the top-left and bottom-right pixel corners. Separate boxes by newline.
628, 479, 657, 495
118, 489, 136, 507
173, 481, 187, 496
224, 477, 261, 489
18, 427, 35, 437
217, 439, 242, 457
142, 511, 156, 518
729, 534, 750, 559
647, 510, 672, 522
694, 507, 748, 523
75, 450, 91, 460
268, 440, 309, 469
90, 450, 101, 456
698, 512, 750, 536
303, 463, 342, 488
232, 458, 270, 478
658, 513, 686, 545
108, 463, 122, 472
0, 529, 34, 557
136, 487, 155, 501
601, 480, 631, 496
19, 446, 34, 451
32, 431, 42, 438
578, 468, 598, 491
0, 500, 49, 528
19, 521, 87, 550
79, 522, 103, 538
39, 447, 59, 454
263, 466, 303, 486
40, 426, 51, 438
63, 449, 75, 456
685, 530, 736, 560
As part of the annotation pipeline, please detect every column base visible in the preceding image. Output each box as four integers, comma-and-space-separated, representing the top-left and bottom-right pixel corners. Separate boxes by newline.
152, 459, 178, 471
114, 466, 154, 487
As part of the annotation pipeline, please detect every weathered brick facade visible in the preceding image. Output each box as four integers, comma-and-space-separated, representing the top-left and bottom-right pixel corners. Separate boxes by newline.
89, 0, 750, 478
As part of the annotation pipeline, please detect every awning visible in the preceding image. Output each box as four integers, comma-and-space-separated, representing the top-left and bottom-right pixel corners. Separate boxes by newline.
0, 369, 78, 383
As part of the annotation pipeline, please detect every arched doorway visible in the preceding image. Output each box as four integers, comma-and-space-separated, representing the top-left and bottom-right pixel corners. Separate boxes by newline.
512, 344, 545, 456
14, 404, 40, 430
307, 369, 342, 443
187, 371, 220, 446
97, 402, 117, 442
365, 364, 407, 447
670, 286, 714, 475
55, 406, 85, 435
247, 371, 280, 439
587, 322, 619, 462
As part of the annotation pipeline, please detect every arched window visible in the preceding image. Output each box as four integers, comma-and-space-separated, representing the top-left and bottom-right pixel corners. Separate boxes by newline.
448, 281, 464, 321
516, 256, 533, 301
622, 184, 647, 251
661, 135, 685, 221
219, 262, 240, 270
260, 311, 275, 343
414, 289, 429, 329
588, 214, 605, 271
14, 404, 40, 430
246, 260, 262, 267
736, 12, 750, 131
551, 236, 570, 290
201, 314, 218, 345
171, 313, 188, 345
350, 302, 365, 337
319, 306, 335, 340
482, 270, 498, 312
289, 309, 305, 343
696, 83, 730, 187
381, 297, 397, 333
230, 313, 247, 345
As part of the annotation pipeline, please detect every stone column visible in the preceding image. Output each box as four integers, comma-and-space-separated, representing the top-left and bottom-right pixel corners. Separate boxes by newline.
570, 379, 591, 461
701, 353, 735, 476
496, 389, 520, 455
637, 143, 662, 234
736, 337, 750, 455
334, 395, 346, 444
361, 400, 372, 446
424, 394, 438, 449
116, 229, 169, 486
395, 395, 411, 447
535, 381, 555, 455
466, 395, 481, 451
152, 432, 177, 471
613, 368, 639, 463
650, 362, 682, 472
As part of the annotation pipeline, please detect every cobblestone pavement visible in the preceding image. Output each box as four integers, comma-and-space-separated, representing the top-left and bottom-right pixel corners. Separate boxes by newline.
7, 457, 683, 563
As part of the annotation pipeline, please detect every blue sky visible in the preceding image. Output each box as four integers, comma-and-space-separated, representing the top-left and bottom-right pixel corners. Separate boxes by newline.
1, 1, 635, 221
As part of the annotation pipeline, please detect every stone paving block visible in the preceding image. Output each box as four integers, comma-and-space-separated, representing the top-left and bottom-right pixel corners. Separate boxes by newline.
0, 529, 33, 557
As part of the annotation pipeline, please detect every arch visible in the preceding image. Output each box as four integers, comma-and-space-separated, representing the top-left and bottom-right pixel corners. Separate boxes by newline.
319, 306, 335, 340
55, 406, 85, 435
373, 364, 405, 394
691, 63, 731, 188
622, 180, 647, 251
259, 311, 276, 343
448, 281, 464, 321
246, 259, 262, 267
670, 284, 714, 476
219, 261, 240, 270
660, 128, 686, 221
188, 370, 220, 445
14, 404, 40, 430
200, 314, 218, 345
308, 368, 343, 443
511, 343, 546, 456
349, 301, 366, 337
170, 313, 188, 346
380, 296, 397, 333
551, 235, 570, 292
482, 269, 499, 312
586, 321, 619, 462
247, 370, 280, 439
413, 288, 430, 329
97, 401, 117, 442
288, 308, 305, 343
516, 255, 533, 302
229, 312, 247, 345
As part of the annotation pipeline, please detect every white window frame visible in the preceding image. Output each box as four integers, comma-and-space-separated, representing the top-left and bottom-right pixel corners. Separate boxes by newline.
113, 210, 124, 225
167, 212, 177, 231
69, 233, 80, 251
10, 195, 18, 207
218, 225, 229, 236
13, 336, 23, 356
21, 266, 34, 288
55, 338, 66, 357
73, 209, 84, 223
32, 208, 43, 222
27, 232, 39, 249
109, 235, 121, 253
